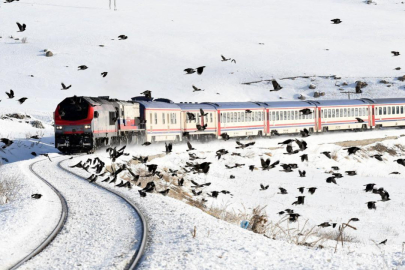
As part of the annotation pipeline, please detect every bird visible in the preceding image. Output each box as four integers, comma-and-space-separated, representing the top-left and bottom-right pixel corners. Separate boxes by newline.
142, 142, 152, 146
40, 154, 52, 162
355, 118, 364, 123
78, 65, 88, 70
366, 201, 376, 210
295, 139, 307, 151
31, 135, 41, 139
31, 152, 37, 156
184, 68, 196, 74
5, 90, 14, 98
190, 180, 211, 188
186, 112, 196, 121
370, 154, 383, 161
271, 130, 280, 136
318, 222, 331, 228
321, 151, 332, 159
331, 166, 339, 170
101, 72, 108, 77
216, 149, 229, 159
278, 187, 288, 194
138, 190, 147, 197
350, 218, 359, 222
245, 110, 252, 113
17, 97, 28, 104
378, 189, 390, 202
344, 147, 361, 155
300, 154, 308, 162
390, 172, 400, 175
221, 55, 231, 61
292, 196, 305, 206
285, 145, 300, 155
31, 194, 42, 199
298, 187, 305, 194
379, 239, 387, 245
186, 141, 195, 151
16, 22, 26, 32
192, 85, 204, 92
249, 165, 255, 172
332, 173, 343, 178
184, 66, 206, 75
391, 51, 400, 56
159, 189, 170, 196
346, 171, 357, 176
165, 143, 172, 154
192, 190, 202, 196
196, 123, 207, 131
1, 138, 13, 148
299, 170, 306, 177
394, 67, 401, 70
308, 187, 317, 195
394, 159, 405, 166
260, 184, 269, 191
236, 141, 255, 149
140, 90, 152, 99
300, 128, 310, 137
118, 35, 128, 40
278, 139, 294, 145
61, 83, 71, 90
200, 108, 208, 117
326, 176, 337, 184
299, 109, 312, 115
270, 79, 283, 91
261, 158, 279, 170
177, 178, 184, 186
220, 133, 230, 141
331, 19, 342, 24
289, 213, 300, 222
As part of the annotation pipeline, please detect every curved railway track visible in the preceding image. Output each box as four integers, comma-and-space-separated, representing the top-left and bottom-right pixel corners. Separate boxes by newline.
10, 158, 69, 270
58, 157, 148, 270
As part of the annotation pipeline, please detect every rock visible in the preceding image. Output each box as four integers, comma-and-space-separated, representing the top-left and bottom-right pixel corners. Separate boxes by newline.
342, 81, 348, 86
45, 51, 53, 57
355, 81, 367, 93
387, 85, 392, 87
6, 113, 29, 119
313, 92, 320, 98
320, 92, 325, 96
380, 80, 389, 84
44, 49, 48, 52
333, 75, 342, 80
298, 94, 306, 100
398, 75, 405, 82
31, 120, 45, 129
309, 84, 317, 89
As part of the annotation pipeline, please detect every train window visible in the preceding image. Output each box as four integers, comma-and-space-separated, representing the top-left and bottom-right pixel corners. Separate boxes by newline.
336, 109, 340, 118
149, 113, 152, 125
343, 108, 347, 117
378, 107, 382, 115
393, 107, 396, 115
109, 112, 116, 125
210, 113, 213, 123
220, 113, 223, 123
154, 113, 157, 125
327, 109, 331, 118
162, 113, 165, 124
340, 109, 343, 117
388, 107, 391, 115
233, 112, 237, 122
351, 108, 354, 117
396, 106, 399, 114
275, 112, 278, 121
241, 112, 245, 122
354, 108, 358, 117
294, 111, 298, 120
332, 109, 335, 118
402, 106, 404, 114
383, 107, 386, 115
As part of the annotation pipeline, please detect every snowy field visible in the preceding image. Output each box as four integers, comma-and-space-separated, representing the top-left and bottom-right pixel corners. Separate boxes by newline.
1, 0, 405, 269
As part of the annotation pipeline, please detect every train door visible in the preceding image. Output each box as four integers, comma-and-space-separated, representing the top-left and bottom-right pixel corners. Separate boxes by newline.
370, 105, 375, 128
317, 107, 322, 132
266, 109, 270, 135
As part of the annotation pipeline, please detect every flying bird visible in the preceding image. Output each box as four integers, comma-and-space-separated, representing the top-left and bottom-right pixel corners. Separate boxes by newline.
391, 51, 400, 56
118, 35, 128, 40
16, 22, 26, 32
101, 72, 108, 77
299, 109, 312, 115
6, 90, 14, 99
78, 65, 88, 70
18, 97, 28, 104
260, 184, 269, 191
321, 151, 332, 159
308, 187, 317, 195
140, 90, 152, 99
344, 147, 361, 155
366, 201, 376, 210
236, 141, 255, 149
187, 141, 195, 151
298, 170, 306, 177
370, 154, 383, 161
270, 79, 283, 91
278, 187, 288, 194
61, 83, 71, 90
184, 66, 206, 75
331, 19, 342, 24
355, 118, 364, 123
31, 194, 42, 199
192, 85, 204, 92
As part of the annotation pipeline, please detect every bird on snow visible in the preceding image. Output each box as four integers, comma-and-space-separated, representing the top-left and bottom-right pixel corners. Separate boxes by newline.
187, 141, 195, 151
300, 128, 310, 137
321, 151, 332, 159
318, 222, 331, 228
370, 154, 383, 161
344, 147, 361, 155
331, 166, 339, 170
379, 239, 387, 245
270, 79, 283, 91
366, 201, 377, 210
61, 83, 71, 90
346, 171, 357, 176
260, 184, 269, 191
165, 143, 172, 154
298, 187, 305, 194
300, 154, 308, 162
31, 194, 42, 199
394, 159, 405, 167
331, 19, 342, 24
142, 142, 152, 146
332, 173, 343, 178
16, 22, 26, 32
308, 187, 317, 195
292, 196, 305, 205
5, 90, 14, 98
278, 187, 288, 194
326, 176, 337, 184
285, 144, 300, 155
236, 141, 255, 149
278, 139, 294, 145
261, 158, 279, 170
299, 170, 306, 177
220, 133, 230, 141
192, 85, 204, 92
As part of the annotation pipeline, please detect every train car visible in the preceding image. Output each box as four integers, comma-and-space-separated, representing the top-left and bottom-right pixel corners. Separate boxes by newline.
264, 101, 317, 135
133, 97, 182, 142
307, 99, 372, 132
55, 96, 142, 153
201, 102, 267, 138
370, 98, 405, 128
176, 102, 217, 141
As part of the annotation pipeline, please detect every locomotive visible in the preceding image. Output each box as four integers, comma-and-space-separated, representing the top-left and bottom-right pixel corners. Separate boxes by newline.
54, 95, 405, 153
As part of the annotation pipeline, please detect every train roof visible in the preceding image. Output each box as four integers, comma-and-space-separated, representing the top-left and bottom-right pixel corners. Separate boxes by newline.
307, 99, 371, 107
365, 98, 405, 105
133, 98, 181, 109
201, 102, 266, 109
263, 101, 315, 108
176, 102, 217, 111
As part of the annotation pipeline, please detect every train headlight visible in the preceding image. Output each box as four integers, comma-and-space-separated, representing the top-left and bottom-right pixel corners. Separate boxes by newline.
84, 125, 91, 129
56, 126, 63, 130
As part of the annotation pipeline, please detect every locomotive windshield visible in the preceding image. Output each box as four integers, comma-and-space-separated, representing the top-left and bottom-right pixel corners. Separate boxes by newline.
58, 97, 89, 121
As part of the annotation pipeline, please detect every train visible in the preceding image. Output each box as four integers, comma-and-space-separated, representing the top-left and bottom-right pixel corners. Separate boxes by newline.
54, 95, 405, 153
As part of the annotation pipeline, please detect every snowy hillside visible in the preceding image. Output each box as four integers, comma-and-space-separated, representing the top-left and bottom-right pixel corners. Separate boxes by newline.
1, 0, 405, 113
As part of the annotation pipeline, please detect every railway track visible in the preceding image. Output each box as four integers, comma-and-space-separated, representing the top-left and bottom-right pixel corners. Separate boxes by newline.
58, 157, 148, 270
10, 156, 148, 270
9, 157, 69, 270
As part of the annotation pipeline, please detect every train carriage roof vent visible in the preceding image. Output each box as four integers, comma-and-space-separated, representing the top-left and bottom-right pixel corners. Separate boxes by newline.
154, 98, 174, 103
132, 96, 154, 102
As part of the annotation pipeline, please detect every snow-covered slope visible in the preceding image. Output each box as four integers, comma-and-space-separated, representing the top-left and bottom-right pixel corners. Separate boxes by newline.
1, 0, 404, 113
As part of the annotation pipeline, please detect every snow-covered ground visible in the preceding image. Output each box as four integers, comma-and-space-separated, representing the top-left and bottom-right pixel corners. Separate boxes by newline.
1, 0, 405, 268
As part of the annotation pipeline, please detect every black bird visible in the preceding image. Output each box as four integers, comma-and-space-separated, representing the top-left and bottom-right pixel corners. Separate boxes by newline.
142, 142, 152, 146
78, 65, 88, 70
101, 177, 110, 182
300, 129, 310, 138
271, 130, 280, 136
379, 239, 387, 245
285, 145, 300, 155
300, 154, 308, 162
31, 152, 37, 156
299, 109, 312, 115
31, 194, 42, 199
366, 201, 376, 210
191, 180, 211, 188
159, 189, 170, 196
178, 178, 184, 186
18, 97, 28, 104
321, 151, 332, 159
118, 35, 128, 40
355, 118, 364, 123
5, 90, 14, 98
331, 166, 339, 171
295, 139, 307, 151
394, 159, 405, 166
61, 83, 71, 90
41, 153, 52, 162
1, 138, 13, 148
326, 176, 337, 184
221, 55, 236, 63
261, 158, 279, 170
140, 90, 152, 99
196, 66, 206, 75
192, 85, 204, 92
292, 196, 305, 205
231, 153, 241, 156
192, 190, 202, 196
165, 143, 172, 154
142, 181, 156, 193
208, 191, 220, 198
370, 154, 383, 161
146, 164, 158, 175
298, 187, 305, 194
184, 68, 196, 74
260, 184, 269, 191
30, 135, 40, 139
331, 18, 342, 24
318, 222, 331, 228
344, 147, 361, 155
277, 211, 286, 215
200, 108, 208, 117
332, 173, 343, 178
184, 66, 206, 75
391, 51, 400, 56
138, 190, 147, 197
245, 110, 252, 113
364, 183, 376, 192
187, 141, 195, 151
216, 149, 229, 159
196, 123, 207, 131
220, 133, 230, 141
183, 132, 191, 140
270, 79, 282, 91
249, 165, 255, 172
394, 67, 401, 70
308, 187, 317, 195
350, 218, 359, 222
289, 213, 300, 222
187, 112, 196, 121
280, 164, 293, 172
278, 187, 288, 194
101, 72, 108, 77
278, 139, 294, 145
236, 141, 255, 149
346, 171, 357, 176
299, 170, 306, 177
390, 172, 400, 175
378, 189, 390, 202
16, 22, 26, 32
